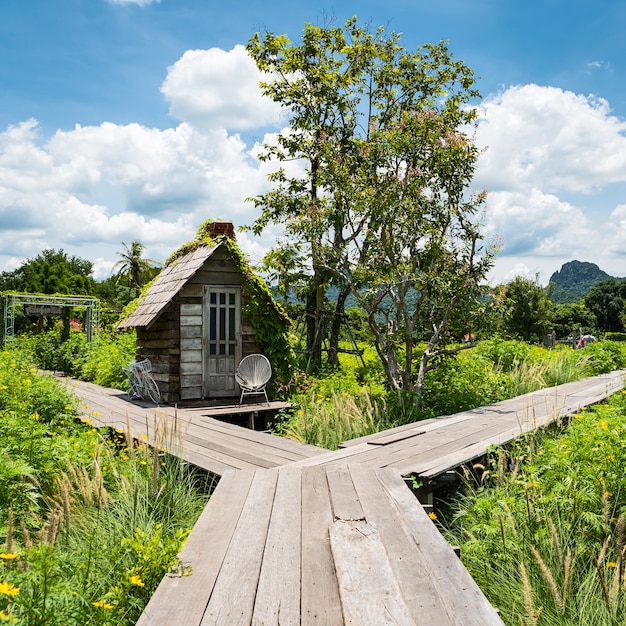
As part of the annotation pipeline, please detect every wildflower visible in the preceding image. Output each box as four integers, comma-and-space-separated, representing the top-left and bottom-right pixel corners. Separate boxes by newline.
427, 511, 437, 521
128, 574, 145, 587
599, 419, 609, 431
607, 562, 617, 568
0, 581, 20, 596
92, 598, 113, 609
0, 553, 18, 560
0, 611, 12, 622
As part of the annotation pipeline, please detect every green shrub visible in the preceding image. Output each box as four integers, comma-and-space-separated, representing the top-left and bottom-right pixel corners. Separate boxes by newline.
605, 331, 626, 342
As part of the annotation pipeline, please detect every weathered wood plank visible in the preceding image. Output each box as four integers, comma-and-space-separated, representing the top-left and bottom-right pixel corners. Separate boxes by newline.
330, 519, 415, 625
300, 466, 343, 624
201, 470, 278, 624
137, 470, 254, 625
347, 463, 448, 622
252, 467, 302, 625
375, 467, 504, 624
327, 464, 364, 521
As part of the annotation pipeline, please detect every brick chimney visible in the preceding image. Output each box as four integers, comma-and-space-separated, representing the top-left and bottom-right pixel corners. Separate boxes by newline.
207, 221, 235, 240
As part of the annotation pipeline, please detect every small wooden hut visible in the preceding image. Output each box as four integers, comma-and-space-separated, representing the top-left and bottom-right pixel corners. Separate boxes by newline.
117, 222, 290, 404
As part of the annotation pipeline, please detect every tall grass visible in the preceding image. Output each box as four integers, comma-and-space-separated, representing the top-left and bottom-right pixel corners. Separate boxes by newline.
0, 349, 214, 624
441, 390, 626, 624
276, 390, 394, 449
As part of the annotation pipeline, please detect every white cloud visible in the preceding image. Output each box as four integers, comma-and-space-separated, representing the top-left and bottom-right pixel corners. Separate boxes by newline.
476, 84, 626, 283
160, 45, 284, 132
476, 84, 626, 194
4, 52, 626, 286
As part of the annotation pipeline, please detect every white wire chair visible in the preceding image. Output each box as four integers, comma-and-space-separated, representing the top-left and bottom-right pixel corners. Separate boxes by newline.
235, 354, 272, 404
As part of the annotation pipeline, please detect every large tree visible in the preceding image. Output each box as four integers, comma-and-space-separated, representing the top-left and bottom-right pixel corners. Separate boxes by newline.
248, 18, 495, 402
0, 249, 95, 295
584, 278, 626, 332
494, 275, 554, 342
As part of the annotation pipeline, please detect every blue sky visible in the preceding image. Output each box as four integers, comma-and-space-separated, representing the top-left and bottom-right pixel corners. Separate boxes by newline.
2, 0, 626, 284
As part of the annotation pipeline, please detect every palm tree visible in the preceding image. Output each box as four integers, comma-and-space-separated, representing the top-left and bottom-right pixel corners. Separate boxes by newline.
113, 241, 160, 301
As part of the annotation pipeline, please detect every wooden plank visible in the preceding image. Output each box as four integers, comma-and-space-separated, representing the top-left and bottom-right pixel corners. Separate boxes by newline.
181, 337, 203, 350
300, 466, 343, 624
326, 464, 364, 521
201, 470, 279, 624
137, 470, 254, 625
330, 519, 414, 625
252, 467, 302, 624
339, 412, 472, 447
375, 467, 504, 624
180, 315, 202, 326
181, 303, 202, 315
348, 464, 460, 622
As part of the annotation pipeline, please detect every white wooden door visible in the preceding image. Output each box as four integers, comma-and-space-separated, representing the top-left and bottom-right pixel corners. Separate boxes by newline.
203, 286, 241, 398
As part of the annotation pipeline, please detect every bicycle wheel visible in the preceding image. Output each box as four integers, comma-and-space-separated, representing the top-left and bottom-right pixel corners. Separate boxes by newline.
143, 374, 161, 404
124, 366, 141, 399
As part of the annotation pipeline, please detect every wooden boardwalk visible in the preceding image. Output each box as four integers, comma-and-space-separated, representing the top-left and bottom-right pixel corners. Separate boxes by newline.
63, 369, 626, 625
136, 465, 502, 626
64, 378, 325, 474
288, 369, 626, 479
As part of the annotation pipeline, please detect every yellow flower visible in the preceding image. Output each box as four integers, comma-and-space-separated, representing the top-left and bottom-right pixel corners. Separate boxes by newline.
599, 419, 609, 431
427, 511, 437, 521
0, 610, 13, 622
0, 553, 18, 560
607, 562, 617, 568
92, 598, 113, 609
0, 581, 20, 596
128, 574, 145, 587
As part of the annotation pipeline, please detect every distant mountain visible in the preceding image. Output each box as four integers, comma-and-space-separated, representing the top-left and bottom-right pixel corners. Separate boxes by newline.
549, 260, 619, 303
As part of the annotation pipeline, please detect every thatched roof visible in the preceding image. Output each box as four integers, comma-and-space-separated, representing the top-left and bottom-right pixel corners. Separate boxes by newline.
116, 242, 220, 329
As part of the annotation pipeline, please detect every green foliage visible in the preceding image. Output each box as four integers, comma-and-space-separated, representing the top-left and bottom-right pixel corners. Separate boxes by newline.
0, 348, 212, 624
582, 340, 626, 375
585, 278, 626, 332
605, 332, 626, 342
552, 302, 598, 339
0, 249, 95, 295
442, 391, 626, 624
113, 241, 161, 305
494, 275, 554, 342
76, 330, 137, 389
419, 349, 508, 418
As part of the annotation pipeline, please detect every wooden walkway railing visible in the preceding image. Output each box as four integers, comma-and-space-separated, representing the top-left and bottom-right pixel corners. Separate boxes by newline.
64, 370, 626, 625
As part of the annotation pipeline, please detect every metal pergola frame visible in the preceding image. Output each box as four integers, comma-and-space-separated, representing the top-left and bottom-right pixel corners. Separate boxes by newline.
3, 293, 101, 346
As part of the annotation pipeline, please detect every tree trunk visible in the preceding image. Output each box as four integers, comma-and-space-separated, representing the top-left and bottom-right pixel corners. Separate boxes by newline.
327, 286, 350, 366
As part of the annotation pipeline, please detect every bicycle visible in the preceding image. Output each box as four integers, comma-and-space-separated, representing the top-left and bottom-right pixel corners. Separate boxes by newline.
123, 358, 160, 404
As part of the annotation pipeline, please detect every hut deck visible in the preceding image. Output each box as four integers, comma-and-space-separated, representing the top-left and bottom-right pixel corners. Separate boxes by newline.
63, 377, 324, 474
136, 464, 503, 626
